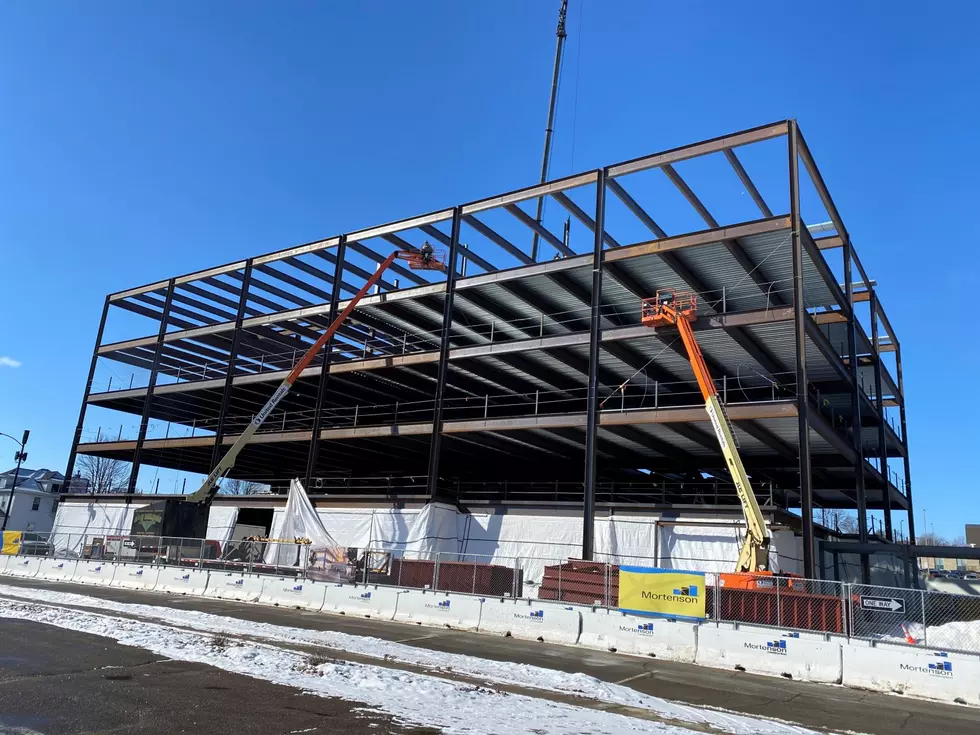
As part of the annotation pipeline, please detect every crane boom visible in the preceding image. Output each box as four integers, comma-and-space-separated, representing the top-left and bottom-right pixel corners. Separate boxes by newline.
642, 291, 770, 572
187, 247, 442, 505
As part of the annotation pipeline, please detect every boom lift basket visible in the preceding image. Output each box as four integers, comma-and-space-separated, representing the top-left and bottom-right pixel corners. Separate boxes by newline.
641, 290, 698, 327
397, 248, 447, 271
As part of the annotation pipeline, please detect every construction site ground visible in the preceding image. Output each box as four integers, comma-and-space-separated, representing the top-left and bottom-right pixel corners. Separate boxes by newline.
1, 576, 977, 735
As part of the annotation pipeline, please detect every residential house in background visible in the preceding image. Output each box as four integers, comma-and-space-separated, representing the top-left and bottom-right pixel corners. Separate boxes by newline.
0, 468, 66, 534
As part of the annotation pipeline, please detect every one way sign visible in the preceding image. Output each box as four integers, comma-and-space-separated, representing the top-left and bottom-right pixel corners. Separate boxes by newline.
860, 596, 905, 613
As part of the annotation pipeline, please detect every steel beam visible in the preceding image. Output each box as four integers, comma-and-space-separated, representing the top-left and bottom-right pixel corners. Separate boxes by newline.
63, 296, 112, 491
582, 169, 607, 560
844, 233, 870, 582
870, 290, 893, 541
608, 120, 790, 178
425, 207, 462, 499
305, 237, 348, 486
895, 343, 914, 543
789, 121, 814, 578
209, 260, 253, 472
128, 278, 176, 494
724, 149, 773, 218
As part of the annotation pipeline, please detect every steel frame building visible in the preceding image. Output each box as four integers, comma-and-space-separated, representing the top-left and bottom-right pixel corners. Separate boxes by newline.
65, 120, 913, 578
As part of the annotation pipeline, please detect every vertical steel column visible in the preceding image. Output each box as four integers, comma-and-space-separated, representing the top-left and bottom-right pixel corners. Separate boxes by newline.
582, 169, 607, 561
869, 291, 893, 541
895, 343, 915, 543
305, 237, 348, 488
426, 208, 462, 499
788, 122, 814, 578
843, 237, 870, 582
210, 259, 253, 470
128, 279, 176, 494
63, 296, 111, 491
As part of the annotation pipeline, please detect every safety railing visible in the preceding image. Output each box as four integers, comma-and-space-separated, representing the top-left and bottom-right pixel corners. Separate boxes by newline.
90, 278, 800, 396
80, 369, 799, 445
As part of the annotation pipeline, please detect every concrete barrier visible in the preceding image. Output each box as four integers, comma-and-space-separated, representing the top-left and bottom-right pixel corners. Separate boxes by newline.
4, 556, 41, 578
695, 624, 842, 683
258, 577, 327, 611
842, 643, 980, 705
478, 598, 581, 644
111, 564, 161, 591
71, 560, 117, 586
156, 568, 210, 595
204, 572, 265, 602
394, 590, 482, 630
578, 610, 698, 662
0, 555, 10, 574
322, 584, 402, 620
37, 558, 78, 582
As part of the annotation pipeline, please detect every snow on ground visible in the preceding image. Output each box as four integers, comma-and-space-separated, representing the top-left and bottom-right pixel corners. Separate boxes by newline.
877, 618, 980, 653
0, 583, 846, 735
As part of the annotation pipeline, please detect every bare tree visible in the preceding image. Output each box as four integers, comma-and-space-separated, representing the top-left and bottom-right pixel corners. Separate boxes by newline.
818, 508, 858, 534
219, 478, 267, 495
77, 455, 130, 493
917, 531, 966, 547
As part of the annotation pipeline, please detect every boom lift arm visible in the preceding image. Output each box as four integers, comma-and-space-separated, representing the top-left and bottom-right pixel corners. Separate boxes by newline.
642, 291, 771, 572
185, 245, 444, 506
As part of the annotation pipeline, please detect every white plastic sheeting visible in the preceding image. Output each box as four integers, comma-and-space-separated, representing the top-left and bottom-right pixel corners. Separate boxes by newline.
264, 480, 341, 567
205, 506, 239, 545
402, 502, 458, 559
658, 522, 742, 574
50, 501, 146, 554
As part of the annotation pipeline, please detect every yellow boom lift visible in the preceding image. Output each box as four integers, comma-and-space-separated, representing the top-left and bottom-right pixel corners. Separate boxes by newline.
641, 290, 770, 573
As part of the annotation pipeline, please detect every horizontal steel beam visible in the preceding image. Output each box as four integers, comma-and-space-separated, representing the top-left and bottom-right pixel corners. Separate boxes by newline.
605, 216, 791, 263
462, 171, 598, 216
608, 121, 790, 178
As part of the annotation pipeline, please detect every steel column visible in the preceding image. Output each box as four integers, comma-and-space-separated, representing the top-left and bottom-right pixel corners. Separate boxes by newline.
425, 208, 462, 499
305, 237, 348, 487
870, 291, 893, 541
582, 169, 607, 561
64, 295, 111, 491
128, 279, 176, 494
843, 235, 870, 582
895, 343, 915, 543
210, 259, 253, 470
788, 121, 814, 578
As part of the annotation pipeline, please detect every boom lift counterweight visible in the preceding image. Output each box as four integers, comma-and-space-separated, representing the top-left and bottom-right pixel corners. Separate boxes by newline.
641, 290, 771, 573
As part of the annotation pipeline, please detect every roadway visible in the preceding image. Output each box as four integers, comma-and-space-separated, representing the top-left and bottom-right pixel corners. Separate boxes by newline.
1, 576, 978, 735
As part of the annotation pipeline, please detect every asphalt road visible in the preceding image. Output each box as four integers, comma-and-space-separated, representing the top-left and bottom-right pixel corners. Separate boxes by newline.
2, 577, 979, 735
0, 618, 435, 735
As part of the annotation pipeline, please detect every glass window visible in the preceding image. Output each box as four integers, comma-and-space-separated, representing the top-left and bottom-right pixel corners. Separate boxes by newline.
31, 497, 40, 511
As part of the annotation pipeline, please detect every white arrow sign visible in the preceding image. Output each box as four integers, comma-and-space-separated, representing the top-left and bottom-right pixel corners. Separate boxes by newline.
860, 595, 905, 613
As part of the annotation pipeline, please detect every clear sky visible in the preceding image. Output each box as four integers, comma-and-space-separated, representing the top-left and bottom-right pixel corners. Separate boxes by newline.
1, 2, 977, 538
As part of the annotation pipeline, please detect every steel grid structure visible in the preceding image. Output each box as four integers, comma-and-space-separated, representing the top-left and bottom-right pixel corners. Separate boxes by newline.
65, 121, 912, 577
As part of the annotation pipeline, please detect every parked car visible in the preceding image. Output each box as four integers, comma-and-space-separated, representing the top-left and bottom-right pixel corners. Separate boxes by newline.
18, 533, 53, 557
965, 572, 979, 580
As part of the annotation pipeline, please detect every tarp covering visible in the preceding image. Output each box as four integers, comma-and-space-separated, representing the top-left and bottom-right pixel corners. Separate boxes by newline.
402, 502, 458, 559
205, 506, 239, 546
264, 479, 341, 567
50, 501, 146, 554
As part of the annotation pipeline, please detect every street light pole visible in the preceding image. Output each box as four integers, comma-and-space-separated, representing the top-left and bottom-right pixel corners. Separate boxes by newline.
0, 430, 30, 533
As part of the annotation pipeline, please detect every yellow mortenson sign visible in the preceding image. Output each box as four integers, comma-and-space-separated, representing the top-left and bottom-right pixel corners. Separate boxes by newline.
2, 531, 22, 555
618, 566, 707, 620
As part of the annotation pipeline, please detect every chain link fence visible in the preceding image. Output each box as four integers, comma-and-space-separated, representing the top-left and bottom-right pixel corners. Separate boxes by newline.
6, 531, 980, 654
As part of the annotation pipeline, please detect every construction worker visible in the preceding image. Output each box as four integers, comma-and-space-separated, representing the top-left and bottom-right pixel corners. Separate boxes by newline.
420, 241, 434, 266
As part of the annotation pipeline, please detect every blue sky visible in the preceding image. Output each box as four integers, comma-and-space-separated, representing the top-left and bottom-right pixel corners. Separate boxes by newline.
0, 2, 977, 538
